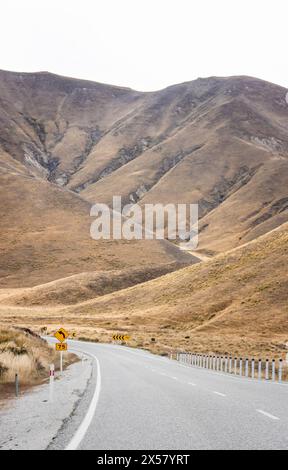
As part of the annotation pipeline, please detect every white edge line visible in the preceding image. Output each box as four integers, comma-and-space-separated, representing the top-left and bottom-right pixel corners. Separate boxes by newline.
213, 391, 226, 397
256, 409, 280, 421
65, 351, 101, 450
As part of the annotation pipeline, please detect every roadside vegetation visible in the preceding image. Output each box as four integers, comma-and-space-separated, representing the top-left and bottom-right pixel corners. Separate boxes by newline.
0, 328, 74, 391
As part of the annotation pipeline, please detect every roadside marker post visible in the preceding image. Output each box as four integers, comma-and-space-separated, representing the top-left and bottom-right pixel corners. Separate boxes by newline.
251, 359, 255, 379
245, 359, 249, 378
265, 359, 269, 380
239, 358, 243, 377
279, 359, 283, 382
49, 364, 55, 402
15, 373, 19, 397
272, 360, 275, 381
176, 349, 286, 383
258, 359, 262, 380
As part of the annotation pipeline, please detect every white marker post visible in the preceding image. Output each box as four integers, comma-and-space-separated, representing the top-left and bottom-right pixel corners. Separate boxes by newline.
245, 359, 249, 378
272, 359, 275, 382
265, 359, 269, 380
258, 359, 262, 380
251, 359, 255, 379
220, 357, 223, 372
234, 357, 237, 375
49, 364, 55, 402
239, 358, 243, 377
279, 359, 283, 382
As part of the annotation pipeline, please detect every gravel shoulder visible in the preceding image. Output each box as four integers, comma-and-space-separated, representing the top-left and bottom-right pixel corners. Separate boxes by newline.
0, 354, 93, 450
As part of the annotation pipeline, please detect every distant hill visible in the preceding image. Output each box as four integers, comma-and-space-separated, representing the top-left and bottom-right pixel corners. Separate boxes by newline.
0, 70, 287, 260
0, 69, 287, 356
57, 222, 288, 358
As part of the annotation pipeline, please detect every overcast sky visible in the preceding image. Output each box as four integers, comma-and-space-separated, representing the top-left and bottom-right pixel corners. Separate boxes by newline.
1, 0, 287, 91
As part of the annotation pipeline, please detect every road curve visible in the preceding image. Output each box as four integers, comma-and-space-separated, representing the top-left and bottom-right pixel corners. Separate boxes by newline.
49, 339, 288, 450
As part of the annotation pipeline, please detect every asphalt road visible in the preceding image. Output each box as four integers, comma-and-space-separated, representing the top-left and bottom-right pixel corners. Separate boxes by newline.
49, 339, 288, 450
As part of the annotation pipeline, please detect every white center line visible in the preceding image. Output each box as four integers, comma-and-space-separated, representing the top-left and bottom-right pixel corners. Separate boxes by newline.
213, 391, 226, 397
256, 409, 280, 421
188, 382, 196, 386
171, 376, 179, 380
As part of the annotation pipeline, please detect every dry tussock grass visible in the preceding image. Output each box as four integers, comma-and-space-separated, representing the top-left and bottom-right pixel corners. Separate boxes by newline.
0, 327, 75, 387
0, 224, 287, 364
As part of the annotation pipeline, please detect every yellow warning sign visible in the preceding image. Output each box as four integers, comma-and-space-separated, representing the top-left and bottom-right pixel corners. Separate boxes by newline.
56, 343, 68, 351
112, 334, 131, 342
54, 328, 69, 343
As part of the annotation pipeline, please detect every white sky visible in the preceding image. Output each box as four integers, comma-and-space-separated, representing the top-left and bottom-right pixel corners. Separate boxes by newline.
1, 0, 287, 91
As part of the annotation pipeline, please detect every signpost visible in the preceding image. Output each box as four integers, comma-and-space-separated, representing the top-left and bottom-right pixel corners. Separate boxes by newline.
54, 327, 69, 373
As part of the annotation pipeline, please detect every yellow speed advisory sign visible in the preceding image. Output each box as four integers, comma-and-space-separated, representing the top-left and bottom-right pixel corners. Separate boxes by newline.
56, 343, 68, 351
54, 327, 69, 343
112, 334, 131, 341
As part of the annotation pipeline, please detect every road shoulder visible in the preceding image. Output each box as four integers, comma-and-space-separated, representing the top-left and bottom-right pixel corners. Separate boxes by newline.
0, 355, 93, 450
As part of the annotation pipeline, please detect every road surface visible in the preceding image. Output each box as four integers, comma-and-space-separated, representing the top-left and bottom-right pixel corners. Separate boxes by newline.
48, 339, 288, 450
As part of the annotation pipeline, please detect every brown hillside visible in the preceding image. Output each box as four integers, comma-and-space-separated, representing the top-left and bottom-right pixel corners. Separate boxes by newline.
0, 164, 193, 287
0, 262, 190, 307
0, 71, 287, 258
0, 223, 286, 359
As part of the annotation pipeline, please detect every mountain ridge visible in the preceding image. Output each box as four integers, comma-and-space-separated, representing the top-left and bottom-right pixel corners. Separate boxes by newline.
0, 70, 287, 287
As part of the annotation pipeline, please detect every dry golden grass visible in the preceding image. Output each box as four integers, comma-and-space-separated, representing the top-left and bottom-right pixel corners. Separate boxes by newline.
0, 223, 287, 361
0, 327, 75, 390
0, 262, 191, 307
0, 170, 192, 288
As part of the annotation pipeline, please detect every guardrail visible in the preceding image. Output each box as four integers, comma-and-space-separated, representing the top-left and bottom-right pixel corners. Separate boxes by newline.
173, 352, 287, 382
